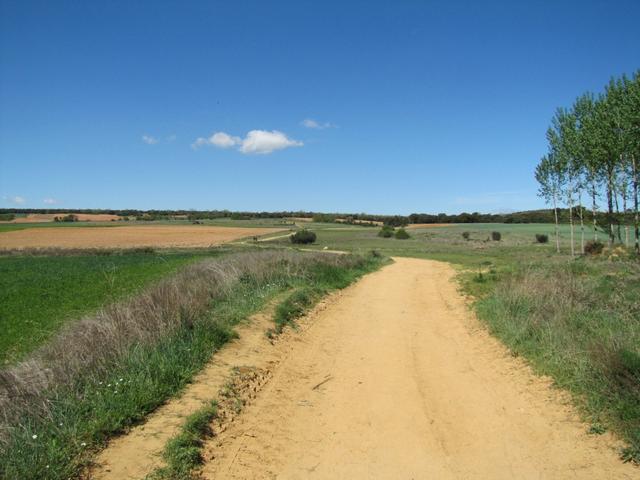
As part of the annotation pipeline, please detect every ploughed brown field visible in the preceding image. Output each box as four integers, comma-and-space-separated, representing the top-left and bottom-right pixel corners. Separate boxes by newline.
6, 213, 125, 223
0, 225, 284, 250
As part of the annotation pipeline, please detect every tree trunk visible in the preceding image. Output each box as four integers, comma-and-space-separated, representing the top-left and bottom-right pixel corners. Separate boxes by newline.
633, 154, 639, 254
623, 188, 629, 247
569, 200, 575, 257
607, 170, 615, 247
553, 195, 560, 253
591, 181, 598, 241
578, 191, 585, 255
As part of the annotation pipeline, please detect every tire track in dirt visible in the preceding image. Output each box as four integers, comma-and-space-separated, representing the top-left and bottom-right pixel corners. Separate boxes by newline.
198, 257, 637, 479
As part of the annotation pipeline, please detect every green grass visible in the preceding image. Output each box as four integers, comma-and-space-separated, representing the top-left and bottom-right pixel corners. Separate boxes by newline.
0, 251, 220, 364
0, 252, 383, 480
0, 222, 125, 233
149, 401, 219, 480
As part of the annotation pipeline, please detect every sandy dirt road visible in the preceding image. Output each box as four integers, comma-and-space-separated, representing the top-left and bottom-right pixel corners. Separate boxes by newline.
200, 258, 636, 479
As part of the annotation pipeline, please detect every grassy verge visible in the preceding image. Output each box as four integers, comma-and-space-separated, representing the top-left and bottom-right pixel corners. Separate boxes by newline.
0, 249, 222, 364
0, 250, 383, 480
474, 257, 640, 462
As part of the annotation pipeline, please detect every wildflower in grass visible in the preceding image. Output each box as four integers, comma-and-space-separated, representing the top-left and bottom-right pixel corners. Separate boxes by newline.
32, 434, 37, 439
80, 442, 86, 447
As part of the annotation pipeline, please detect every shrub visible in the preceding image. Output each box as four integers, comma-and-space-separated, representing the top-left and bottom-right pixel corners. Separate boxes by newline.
584, 240, 604, 255
290, 229, 316, 244
378, 226, 394, 238
535, 234, 549, 244
394, 228, 410, 240
491, 231, 501, 241
462, 231, 470, 240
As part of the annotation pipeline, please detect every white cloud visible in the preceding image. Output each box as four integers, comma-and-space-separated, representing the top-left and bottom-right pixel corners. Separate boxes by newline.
192, 132, 241, 149
43, 198, 59, 205
142, 135, 159, 145
3, 195, 26, 205
301, 118, 335, 129
211, 132, 242, 148
192, 130, 302, 155
239, 130, 302, 154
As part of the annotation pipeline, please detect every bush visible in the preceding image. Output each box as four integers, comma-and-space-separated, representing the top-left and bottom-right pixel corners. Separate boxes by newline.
491, 231, 501, 241
394, 228, 410, 240
462, 231, 470, 240
290, 229, 316, 244
535, 234, 549, 244
378, 226, 394, 238
585, 240, 604, 255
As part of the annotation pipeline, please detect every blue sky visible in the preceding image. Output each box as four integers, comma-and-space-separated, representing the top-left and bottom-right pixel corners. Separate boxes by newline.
1, 1, 639, 215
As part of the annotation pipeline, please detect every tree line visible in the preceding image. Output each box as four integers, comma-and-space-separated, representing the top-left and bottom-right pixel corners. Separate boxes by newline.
0, 207, 610, 226
535, 70, 639, 255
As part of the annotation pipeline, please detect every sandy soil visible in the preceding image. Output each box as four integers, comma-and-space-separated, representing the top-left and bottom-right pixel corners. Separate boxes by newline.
7, 213, 123, 223
200, 258, 635, 479
0, 225, 283, 250
88, 258, 636, 479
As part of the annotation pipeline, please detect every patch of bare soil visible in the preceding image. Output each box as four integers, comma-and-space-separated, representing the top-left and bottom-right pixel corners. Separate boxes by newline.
0, 225, 283, 250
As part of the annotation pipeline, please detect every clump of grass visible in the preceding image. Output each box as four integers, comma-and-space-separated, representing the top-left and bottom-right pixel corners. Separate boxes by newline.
274, 288, 318, 333
535, 233, 549, 243
475, 259, 640, 462
149, 401, 218, 480
584, 240, 604, 255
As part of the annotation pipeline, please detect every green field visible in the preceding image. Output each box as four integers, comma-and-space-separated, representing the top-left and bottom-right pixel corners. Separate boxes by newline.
270, 222, 597, 266
0, 250, 224, 364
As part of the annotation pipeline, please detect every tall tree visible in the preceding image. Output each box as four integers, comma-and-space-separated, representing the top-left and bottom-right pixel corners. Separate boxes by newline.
548, 109, 577, 255
593, 82, 625, 246
575, 93, 600, 242
622, 72, 640, 253
536, 154, 563, 253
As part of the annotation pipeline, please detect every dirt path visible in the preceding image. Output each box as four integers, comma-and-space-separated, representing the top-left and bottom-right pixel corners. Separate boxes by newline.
199, 258, 636, 479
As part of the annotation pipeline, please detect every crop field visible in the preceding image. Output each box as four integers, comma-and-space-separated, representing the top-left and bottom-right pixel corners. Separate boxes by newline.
0, 225, 284, 250
0, 249, 228, 364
